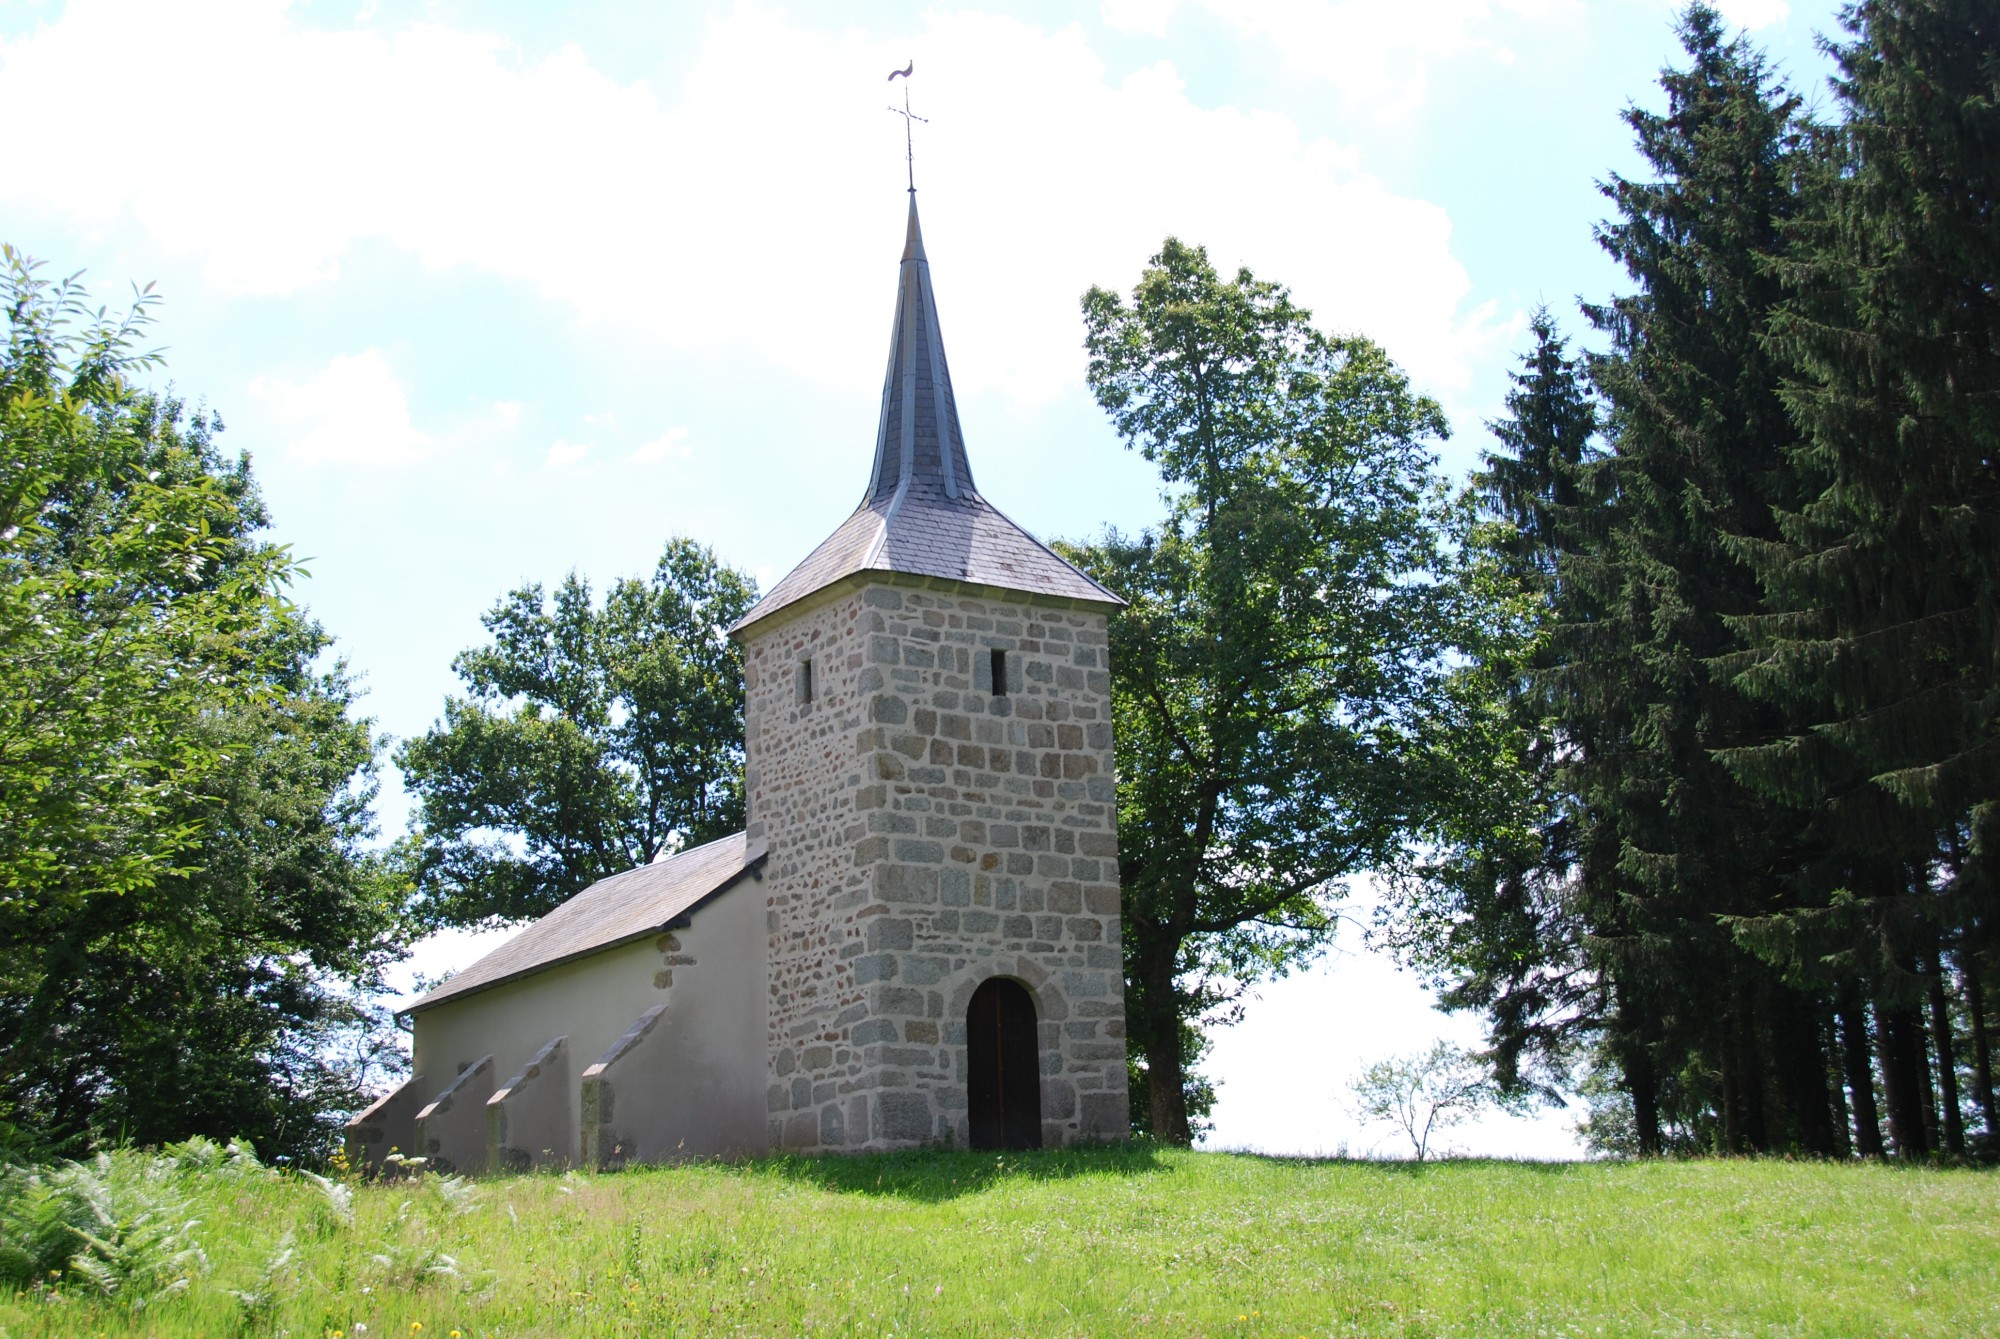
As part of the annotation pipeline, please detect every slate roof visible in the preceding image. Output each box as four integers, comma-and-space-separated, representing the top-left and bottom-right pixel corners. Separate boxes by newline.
731, 197, 1123, 635
401, 832, 766, 1015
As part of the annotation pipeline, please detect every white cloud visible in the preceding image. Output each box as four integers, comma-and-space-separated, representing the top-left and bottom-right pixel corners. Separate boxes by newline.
0, 1, 1491, 401
631, 426, 692, 464
546, 439, 590, 468
247, 349, 431, 465
1193, 0, 1579, 120
245, 351, 523, 467
1101, 0, 1175, 37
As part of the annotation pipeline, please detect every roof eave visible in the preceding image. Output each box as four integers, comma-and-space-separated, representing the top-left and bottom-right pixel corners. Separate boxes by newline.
728, 566, 1126, 641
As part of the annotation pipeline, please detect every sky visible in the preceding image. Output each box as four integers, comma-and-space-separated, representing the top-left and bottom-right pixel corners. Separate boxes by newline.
1, 0, 1846, 1157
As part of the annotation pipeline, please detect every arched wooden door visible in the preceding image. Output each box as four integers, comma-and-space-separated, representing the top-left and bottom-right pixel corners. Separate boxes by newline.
966, 978, 1042, 1150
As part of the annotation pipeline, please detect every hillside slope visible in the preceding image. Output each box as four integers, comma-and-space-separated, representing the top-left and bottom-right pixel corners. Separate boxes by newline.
2, 1145, 1994, 1336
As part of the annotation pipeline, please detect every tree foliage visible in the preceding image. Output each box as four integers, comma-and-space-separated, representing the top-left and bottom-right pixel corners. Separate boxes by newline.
399, 541, 757, 928
1068, 238, 1486, 1144
0, 253, 278, 922
0, 249, 403, 1160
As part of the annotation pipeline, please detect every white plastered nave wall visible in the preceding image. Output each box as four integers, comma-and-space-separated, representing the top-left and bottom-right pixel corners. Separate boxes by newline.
408, 870, 771, 1167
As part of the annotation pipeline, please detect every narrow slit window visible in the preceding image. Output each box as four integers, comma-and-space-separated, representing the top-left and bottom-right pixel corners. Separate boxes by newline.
990, 648, 1008, 697
799, 657, 814, 705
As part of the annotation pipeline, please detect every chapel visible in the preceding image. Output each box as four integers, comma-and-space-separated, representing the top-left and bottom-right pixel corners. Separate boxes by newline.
346, 196, 1131, 1172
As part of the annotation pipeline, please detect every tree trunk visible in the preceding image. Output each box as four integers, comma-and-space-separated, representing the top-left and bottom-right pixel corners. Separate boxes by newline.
1825, 1011, 1853, 1159
1719, 1021, 1745, 1155
1917, 1003, 1941, 1155
1624, 1037, 1662, 1157
1926, 946, 1965, 1155
1877, 1001, 1931, 1158
1839, 990, 1884, 1159
1961, 949, 1998, 1140
1766, 981, 1837, 1155
1140, 951, 1191, 1146
1723, 972, 1765, 1153
1614, 978, 1661, 1155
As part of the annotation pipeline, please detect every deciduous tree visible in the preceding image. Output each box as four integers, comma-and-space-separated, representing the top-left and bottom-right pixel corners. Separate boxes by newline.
0, 251, 403, 1159
1067, 239, 1480, 1144
1350, 1042, 1517, 1162
399, 541, 757, 927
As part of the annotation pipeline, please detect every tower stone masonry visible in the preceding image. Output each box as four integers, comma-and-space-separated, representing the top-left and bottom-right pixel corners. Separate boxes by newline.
742, 585, 1127, 1150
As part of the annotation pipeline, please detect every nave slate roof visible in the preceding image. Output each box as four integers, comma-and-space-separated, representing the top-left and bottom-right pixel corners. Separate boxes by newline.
730, 197, 1122, 635
402, 832, 766, 1014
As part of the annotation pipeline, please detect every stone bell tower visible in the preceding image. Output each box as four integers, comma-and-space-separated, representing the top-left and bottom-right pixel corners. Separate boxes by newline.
728, 197, 1130, 1152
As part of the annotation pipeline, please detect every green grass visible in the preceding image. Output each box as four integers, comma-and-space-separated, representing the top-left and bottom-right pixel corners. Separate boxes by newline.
2, 1145, 1994, 1337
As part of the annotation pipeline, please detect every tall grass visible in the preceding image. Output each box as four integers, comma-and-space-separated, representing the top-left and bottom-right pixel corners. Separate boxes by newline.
1, 1142, 1993, 1336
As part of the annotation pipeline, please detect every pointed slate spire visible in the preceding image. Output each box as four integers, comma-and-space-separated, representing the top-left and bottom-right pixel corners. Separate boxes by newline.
731, 198, 1122, 635
863, 197, 976, 506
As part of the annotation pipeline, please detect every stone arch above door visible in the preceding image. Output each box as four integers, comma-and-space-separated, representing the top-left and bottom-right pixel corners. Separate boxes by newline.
941, 954, 1070, 1027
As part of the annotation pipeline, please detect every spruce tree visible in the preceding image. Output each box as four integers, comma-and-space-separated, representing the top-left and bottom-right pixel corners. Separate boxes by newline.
1568, 3, 1833, 1153
1396, 13, 1840, 1154
1727, 0, 2000, 1154
1394, 313, 1606, 1112
1479, 310, 1599, 591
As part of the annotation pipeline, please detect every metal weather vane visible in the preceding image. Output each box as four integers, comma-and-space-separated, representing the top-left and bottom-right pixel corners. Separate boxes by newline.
887, 61, 925, 193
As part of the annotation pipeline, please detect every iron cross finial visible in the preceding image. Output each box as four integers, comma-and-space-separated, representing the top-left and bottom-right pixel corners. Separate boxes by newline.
887, 62, 926, 194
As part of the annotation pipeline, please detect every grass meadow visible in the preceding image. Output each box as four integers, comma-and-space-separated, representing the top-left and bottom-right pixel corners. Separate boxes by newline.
0, 1143, 1993, 1337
